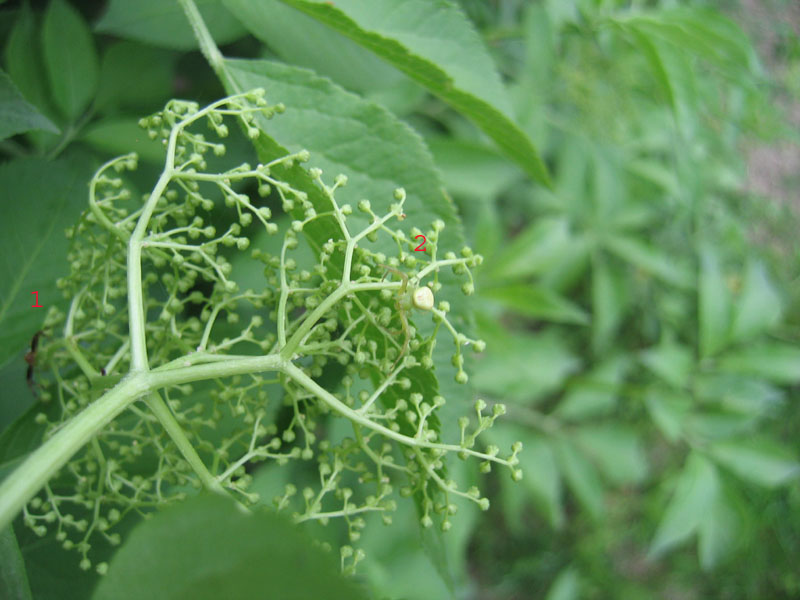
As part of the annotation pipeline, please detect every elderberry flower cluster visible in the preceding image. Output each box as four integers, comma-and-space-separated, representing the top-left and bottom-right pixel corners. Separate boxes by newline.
24, 89, 521, 574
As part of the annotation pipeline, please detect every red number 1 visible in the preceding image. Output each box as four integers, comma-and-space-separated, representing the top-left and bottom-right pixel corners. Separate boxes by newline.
31, 291, 42, 308
414, 234, 426, 252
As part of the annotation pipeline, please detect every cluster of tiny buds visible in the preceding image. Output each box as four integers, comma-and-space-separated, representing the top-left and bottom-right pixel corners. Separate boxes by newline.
27, 89, 523, 574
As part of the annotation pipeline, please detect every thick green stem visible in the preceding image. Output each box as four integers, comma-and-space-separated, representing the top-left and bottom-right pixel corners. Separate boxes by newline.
0, 354, 287, 532
0, 374, 148, 531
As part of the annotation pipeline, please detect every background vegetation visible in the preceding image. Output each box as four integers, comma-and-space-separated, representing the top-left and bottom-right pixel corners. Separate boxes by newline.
1, 0, 799, 598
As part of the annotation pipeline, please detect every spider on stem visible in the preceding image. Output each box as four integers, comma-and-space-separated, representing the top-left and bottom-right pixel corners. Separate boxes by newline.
378, 264, 435, 369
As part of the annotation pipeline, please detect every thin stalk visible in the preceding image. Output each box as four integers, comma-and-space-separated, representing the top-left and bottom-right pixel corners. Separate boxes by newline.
144, 392, 223, 494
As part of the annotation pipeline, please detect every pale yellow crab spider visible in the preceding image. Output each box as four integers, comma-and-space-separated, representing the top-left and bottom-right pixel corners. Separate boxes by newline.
379, 264, 435, 367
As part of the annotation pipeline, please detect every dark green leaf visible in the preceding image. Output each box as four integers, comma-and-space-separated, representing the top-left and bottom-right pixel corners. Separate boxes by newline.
93, 494, 366, 600
95, 42, 177, 112
649, 452, 718, 558
4, 4, 50, 115
0, 525, 32, 600
42, 0, 98, 120
0, 157, 90, 368
96, 0, 246, 50
80, 118, 164, 164
0, 70, 58, 141
0, 401, 46, 465
244, 0, 550, 185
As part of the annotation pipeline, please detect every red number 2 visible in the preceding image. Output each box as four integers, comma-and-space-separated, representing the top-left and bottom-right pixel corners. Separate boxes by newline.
414, 234, 426, 252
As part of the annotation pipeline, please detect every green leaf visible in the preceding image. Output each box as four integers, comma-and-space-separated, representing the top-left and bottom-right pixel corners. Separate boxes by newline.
615, 20, 696, 119
357, 495, 455, 600
471, 330, 580, 403
573, 425, 648, 485
544, 567, 580, 600
486, 217, 571, 281
640, 338, 693, 389
718, 343, 800, 385
42, 0, 98, 120
479, 283, 589, 325
591, 255, 628, 352
605, 235, 693, 290
554, 438, 605, 520
614, 8, 756, 80
95, 42, 177, 112
4, 3, 50, 115
0, 526, 32, 600
0, 70, 58, 140
0, 401, 47, 465
644, 388, 690, 443
224, 59, 466, 268
15, 518, 100, 600
555, 356, 630, 421
698, 487, 739, 570
649, 452, 719, 558
0, 157, 90, 368
224, 0, 416, 107
235, 0, 550, 185
693, 373, 783, 417
93, 495, 366, 600
80, 118, 165, 164
488, 425, 564, 529
698, 245, 730, 357
427, 137, 521, 200
96, 0, 246, 50
729, 260, 783, 343
709, 439, 800, 488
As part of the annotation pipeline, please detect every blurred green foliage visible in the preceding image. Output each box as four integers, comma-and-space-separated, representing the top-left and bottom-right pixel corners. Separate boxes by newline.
1, 0, 799, 598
